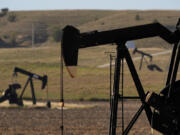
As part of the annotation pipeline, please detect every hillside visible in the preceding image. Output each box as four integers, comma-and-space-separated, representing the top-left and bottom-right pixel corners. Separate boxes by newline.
0, 10, 118, 47
79, 10, 180, 31
79, 10, 180, 48
0, 10, 179, 100
0, 10, 179, 48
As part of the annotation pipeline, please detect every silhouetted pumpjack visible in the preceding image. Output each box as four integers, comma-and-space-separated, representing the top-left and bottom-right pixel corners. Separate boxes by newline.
13, 67, 48, 105
61, 18, 180, 135
0, 68, 48, 106
133, 47, 152, 70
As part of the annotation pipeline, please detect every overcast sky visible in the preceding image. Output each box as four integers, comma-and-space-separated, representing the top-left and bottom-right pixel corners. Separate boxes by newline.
0, 0, 180, 11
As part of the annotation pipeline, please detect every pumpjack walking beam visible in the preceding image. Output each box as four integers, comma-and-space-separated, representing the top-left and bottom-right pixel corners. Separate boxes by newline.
61, 22, 180, 76
61, 20, 180, 135
14, 67, 48, 89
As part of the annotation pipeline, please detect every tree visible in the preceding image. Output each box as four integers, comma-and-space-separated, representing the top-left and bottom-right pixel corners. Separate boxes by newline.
8, 12, 16, 22
52, 27, 62, 42
1, 8, 9, 15
10, 32, 17, 46
153, 19, 158, 23
0, 8, 9, 17
33, 22, 48, 43
135, 14, 140, 21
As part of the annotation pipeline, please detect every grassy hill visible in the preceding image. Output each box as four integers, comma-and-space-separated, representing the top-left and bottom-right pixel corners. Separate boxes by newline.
0, 10, 180, 48
0, 10, 118, 47
79, 10, 180, 31
0, 10, 179, 101
79, 10, 180, 48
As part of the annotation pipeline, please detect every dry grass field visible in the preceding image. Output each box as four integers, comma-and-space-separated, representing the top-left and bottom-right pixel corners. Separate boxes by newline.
0, 44, 174, 101
0, 9, 179, 135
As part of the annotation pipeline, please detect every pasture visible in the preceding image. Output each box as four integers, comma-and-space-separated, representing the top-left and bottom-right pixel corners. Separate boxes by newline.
0, 9, 179, 135
0, 44, 174, 101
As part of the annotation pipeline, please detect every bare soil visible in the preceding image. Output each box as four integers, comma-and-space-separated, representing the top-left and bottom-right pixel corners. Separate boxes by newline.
0, 100, 152, 135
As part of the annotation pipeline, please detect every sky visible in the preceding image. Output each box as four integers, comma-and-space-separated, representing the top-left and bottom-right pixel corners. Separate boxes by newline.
0, 0, 180, 11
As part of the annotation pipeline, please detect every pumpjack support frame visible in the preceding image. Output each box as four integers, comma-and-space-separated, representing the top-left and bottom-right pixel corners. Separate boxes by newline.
61, 19, 180, 135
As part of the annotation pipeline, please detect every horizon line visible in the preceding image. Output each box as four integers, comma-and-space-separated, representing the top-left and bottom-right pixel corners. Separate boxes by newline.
3, 8, 180, 12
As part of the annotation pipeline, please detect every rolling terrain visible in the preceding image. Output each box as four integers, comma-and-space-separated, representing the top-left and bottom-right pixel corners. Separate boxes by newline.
0, 9, 179, 135
0, 10, 180, 48
0, 10, 179, 101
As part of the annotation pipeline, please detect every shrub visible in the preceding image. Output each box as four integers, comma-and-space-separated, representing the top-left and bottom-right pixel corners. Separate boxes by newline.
1, 8, 9, 15
135, 14, 140, 21
101, 22, 105, 25
10, 32, 17, 46
8, 12, 16, 22
94, 17, 98, 21
3, 34, 9, 39
153, 19, 158, 23
0, 8, 9, 17
52, 27, 62, 42
0, 13, 4, 17
33, 22, 48, 43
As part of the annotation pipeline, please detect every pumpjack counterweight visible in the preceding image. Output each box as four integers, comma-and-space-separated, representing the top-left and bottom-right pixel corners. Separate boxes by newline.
0, 83, 23, 106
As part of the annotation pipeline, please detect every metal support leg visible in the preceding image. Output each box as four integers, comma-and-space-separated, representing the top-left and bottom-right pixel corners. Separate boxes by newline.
166, 43, 178, 86
168, 41, 180, 98
124, 47, 152, 124
110, 54, 113, 110
30, 78, 36, 104
139, 55, 144, 70
121, 58, 125, 134
123, 104, 145, 135
19, 78, 30, 98
109, 45, 123, 135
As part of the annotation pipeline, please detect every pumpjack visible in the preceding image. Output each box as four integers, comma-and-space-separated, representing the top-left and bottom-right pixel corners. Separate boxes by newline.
61, 18, 180, 135
133, 48, 164, 72
133, 47, 152, 70
0, 67, 48, 106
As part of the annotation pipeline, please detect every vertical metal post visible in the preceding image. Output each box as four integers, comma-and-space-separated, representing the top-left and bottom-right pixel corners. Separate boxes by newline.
32, 23, 35, 48
166, 43, 178, 86
168, 41, 180, 97
109, 44, 124, 135
121, 58, 124, 134
170, 43, 180, 82
139, 55, 144, 70
60, 46, 64, 135
110, 54, 112, 110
